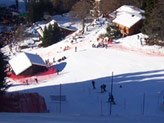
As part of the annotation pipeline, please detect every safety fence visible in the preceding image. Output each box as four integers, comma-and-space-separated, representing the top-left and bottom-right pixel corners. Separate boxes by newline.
0, 92, 47, 113
8, 67, 57, 84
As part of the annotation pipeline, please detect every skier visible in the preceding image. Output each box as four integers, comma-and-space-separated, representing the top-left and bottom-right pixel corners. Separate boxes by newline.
108, 92, 115, 104
26, 80, 29, 85
75, 47, 77, 52
100, 84, 103, 93
103, 84, 106, 92
56, 69, 59, 75
35, 78, 38, 84
92, 80, 96, 89
140, 38, 143, 46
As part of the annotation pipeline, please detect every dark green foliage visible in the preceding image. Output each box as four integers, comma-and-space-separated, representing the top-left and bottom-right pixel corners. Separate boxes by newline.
0, 52, 10, 94
141, 0, 158, 33
41, 23, 62, 47
143, 0, 164, 42
27, 1, 43, 23
106, 24, 122, 39
27, 0, 53, 23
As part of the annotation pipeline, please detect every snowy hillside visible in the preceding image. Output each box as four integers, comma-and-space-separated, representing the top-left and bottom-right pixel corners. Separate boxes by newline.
1, 13, 164, 122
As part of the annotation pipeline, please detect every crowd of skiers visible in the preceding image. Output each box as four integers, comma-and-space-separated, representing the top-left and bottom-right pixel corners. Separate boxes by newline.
91, 80, 116, 104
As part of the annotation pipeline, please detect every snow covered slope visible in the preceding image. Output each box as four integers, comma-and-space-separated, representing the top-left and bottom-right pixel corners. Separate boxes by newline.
1, 14, 164, 122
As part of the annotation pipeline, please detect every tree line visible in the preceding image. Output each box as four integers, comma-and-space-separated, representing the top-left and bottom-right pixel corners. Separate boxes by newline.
26, 0, 164, 43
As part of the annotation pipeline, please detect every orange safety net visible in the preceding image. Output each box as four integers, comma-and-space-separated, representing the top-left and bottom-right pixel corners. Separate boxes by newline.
8, 66, 57, 84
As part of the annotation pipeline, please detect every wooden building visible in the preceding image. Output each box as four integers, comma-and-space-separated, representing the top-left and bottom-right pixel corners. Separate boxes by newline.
111, 5, 144, 35
9, 52, 47, 76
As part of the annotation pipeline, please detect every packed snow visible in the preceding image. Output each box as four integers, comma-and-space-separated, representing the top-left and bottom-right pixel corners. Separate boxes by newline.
1, 9, 164, 123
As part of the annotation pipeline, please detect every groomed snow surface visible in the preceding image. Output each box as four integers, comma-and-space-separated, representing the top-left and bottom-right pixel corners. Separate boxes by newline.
1, 14, 164, 123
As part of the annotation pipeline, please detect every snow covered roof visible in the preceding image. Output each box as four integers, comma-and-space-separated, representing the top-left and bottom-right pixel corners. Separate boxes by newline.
9, 52, 47, 75
37, 19, 77, 37
112, 5, 144, 28
40, 20, 57, 30
37, 20, 57, 37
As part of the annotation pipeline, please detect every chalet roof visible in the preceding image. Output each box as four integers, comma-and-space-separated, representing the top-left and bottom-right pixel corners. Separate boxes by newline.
9, 52, 47, 75
37, 20, 57, 37
112, 5, 145, 28
37, 19, 76, 38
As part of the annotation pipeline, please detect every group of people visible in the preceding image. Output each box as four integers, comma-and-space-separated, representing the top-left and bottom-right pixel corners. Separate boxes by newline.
25, 78, 38, 85
91, 80, 106, 93
91, 80, 115, 104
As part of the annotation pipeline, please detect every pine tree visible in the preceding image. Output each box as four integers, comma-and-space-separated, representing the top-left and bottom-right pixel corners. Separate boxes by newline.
52, 22, 62, 43
41, 23, 62, 47
27, 0, 53, 23
144, 0, 164, 41
27, 1, 43, 23
141, 0, 158, 33
0, 52, 10, 94
42, 26, 49, 47
47, 24, 54, 45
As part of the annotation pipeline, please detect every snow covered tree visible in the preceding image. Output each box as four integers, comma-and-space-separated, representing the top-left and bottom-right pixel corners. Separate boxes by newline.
0, 52, 10, 94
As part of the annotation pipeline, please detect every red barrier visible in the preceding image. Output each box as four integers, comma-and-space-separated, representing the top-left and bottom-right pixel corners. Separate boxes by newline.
0, 93, 47, 113
8, 66, 57, 84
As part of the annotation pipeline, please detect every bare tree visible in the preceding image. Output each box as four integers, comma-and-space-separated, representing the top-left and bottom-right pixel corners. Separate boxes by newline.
15, 24, 25, 42
51, 0, 79, 13
70, 0, 91, 34
51, 0, 60, 10
100, 0, 121, 14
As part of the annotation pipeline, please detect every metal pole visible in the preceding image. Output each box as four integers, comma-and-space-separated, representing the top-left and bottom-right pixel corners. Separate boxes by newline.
109, 72, 114, 115
101, 100, 103, 115
59, 84, 61, 113
143, 93, 145, 115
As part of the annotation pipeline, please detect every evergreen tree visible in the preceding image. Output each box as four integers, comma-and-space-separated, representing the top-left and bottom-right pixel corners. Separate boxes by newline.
0, 52, 10, 94
52, 22, 62, 43
47, 24, 54, 45
106, 24, 122, 39
27, 1, 43, 23
42, 26, 49, 47
141, 0, 158, 33
41, 23, 62, 47
27, 0, 53, 23
144, 0, 164, 41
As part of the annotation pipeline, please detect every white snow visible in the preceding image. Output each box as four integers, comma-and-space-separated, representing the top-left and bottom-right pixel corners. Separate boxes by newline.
112, 5, 144, 28
1, 4, 164, 123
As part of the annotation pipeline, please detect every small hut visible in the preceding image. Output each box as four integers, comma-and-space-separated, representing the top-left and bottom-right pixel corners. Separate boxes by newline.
9, 52, 47, 76
111, 5, 145, 35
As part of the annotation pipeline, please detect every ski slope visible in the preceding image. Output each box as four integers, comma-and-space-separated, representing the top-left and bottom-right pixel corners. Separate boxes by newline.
1, 14, 164, 123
